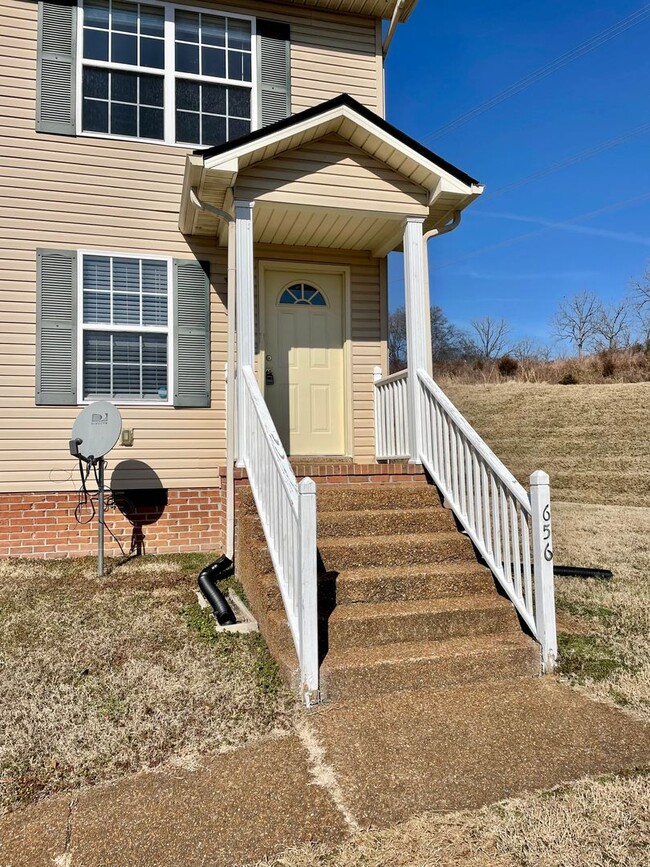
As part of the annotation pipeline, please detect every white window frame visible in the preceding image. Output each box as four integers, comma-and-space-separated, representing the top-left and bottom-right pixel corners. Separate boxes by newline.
76, 0, 258, 148
77, 250, 175, 406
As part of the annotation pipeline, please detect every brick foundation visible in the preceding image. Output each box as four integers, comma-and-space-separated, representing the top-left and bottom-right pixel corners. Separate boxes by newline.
0, 487, 225, 559
0, 463, 426, 559
228, 461, 428, 487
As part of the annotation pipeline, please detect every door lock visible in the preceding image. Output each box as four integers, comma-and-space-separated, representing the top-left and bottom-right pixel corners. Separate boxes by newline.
265, 368, 274, 385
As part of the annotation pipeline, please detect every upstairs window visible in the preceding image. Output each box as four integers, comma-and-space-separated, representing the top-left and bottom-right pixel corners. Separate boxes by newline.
79, 0, 254, 146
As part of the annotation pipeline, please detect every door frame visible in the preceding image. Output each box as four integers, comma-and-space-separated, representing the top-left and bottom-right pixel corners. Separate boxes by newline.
257, 260, 353, 458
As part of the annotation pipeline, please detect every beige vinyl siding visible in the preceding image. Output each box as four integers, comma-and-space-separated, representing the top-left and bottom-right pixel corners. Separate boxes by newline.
0, 0, 383, 493
235, 133, 428, 213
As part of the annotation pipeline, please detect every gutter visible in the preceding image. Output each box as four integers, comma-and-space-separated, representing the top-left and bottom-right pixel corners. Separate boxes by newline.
382, 0, 404, 57
190, 188, 236, 562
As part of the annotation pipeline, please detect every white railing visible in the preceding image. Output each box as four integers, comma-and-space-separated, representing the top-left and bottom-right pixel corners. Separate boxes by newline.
373, 366, 557, 671
373, 367, 410, 460
240, 366, 319, 704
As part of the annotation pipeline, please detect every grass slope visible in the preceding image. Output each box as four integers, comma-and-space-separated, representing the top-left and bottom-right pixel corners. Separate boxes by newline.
443, 382, 650, 507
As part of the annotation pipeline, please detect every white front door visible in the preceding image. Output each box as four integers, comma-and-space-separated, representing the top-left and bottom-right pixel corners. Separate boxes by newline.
263, 268, 346, 456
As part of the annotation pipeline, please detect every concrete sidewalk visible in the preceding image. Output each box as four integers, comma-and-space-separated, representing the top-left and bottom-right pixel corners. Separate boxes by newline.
2, 679, 650, 866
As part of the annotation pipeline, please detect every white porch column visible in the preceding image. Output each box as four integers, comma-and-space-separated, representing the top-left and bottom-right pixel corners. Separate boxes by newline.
235, 200, 255, 467
403, 216, 427, 463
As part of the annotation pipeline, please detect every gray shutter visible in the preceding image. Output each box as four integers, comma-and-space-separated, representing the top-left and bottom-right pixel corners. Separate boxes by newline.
36, 0, 77, 135
173, 259, 211, 408
36, 249, 77, 405
257, 19, 291, 127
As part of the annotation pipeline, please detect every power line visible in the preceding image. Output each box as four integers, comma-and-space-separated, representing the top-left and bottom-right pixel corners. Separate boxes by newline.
438, 191, 650, 269
484, 121, 650, 200
422, 3, 650, 143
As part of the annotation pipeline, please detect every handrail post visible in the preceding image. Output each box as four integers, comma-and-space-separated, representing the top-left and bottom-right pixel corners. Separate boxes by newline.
403, 216, 427, 463
234, 200, 255, 467
373, 366, 382, 459
530, 470, 557, 672
297, 476, 319, 706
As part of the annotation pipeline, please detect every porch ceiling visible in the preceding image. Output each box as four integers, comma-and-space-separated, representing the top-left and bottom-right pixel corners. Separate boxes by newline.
257, 0, 418, 21
178, 95, 483, 255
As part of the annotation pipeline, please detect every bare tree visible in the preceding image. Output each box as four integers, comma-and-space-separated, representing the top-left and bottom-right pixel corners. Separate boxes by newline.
631, 265, 650, 347
510, 337, 540, 362
387, 306, 407, 372
552, 291, 600, 358
594, 299, 631, 352
470, 316, 510, 360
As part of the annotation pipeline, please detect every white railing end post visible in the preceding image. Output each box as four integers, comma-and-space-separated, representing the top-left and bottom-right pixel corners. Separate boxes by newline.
530, 469, 557, 672
373, 365, 382, 382
298, 475, 319, 701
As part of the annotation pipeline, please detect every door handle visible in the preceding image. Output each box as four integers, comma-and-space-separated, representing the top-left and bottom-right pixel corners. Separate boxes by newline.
265, 368, 274, 385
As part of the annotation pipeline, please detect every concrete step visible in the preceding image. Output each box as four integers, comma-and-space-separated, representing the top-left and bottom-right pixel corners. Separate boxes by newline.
318, 531, 476, 572
317, 507, 455, 538
240, 507, 455, 543
327, 594, 517, 649
316, 484, 441, 512
320, 634, 541, 701
246, 531, 476, 576
255, 561, 495, 612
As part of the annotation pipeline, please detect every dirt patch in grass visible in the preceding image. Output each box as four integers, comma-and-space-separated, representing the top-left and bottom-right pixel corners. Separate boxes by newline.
255, 772, 650, 867
0, 555, 296, 814
442, 382, 650, 507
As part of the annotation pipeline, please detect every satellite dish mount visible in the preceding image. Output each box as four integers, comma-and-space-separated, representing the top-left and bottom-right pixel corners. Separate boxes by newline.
69, 401, 123, 576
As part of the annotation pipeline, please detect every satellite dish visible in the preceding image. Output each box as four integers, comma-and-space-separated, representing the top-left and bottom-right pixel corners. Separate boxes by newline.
70, 401, 122, 463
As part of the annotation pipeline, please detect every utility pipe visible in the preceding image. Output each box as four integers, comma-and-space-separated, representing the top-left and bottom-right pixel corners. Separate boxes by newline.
419, 211, 462, 375
382, 0, 404, 57
190, 188, 236, 560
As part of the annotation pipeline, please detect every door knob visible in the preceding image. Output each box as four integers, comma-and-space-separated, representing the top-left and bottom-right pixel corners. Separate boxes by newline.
265, 369, 274, 385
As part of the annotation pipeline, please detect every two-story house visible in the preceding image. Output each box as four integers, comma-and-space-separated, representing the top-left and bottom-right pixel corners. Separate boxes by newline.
0, 0, 479, 556
0, 0, 557, 703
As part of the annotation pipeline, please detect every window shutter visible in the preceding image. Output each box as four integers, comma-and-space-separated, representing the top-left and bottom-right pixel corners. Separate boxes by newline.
173, 259, 211, 408
36, 249, 77, 405
257, 19, 291, 127
36, 0, 77, 135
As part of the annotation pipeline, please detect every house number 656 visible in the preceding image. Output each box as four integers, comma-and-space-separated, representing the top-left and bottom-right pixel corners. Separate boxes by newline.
542, 504, 553, 561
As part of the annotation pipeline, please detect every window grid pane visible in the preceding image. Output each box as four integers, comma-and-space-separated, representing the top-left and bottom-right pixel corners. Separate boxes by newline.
175, 81, 251, 146
82, 0, 254, 145
82, 255, 169, 402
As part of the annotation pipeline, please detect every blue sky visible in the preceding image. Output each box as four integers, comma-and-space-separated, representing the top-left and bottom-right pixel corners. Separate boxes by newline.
384, 0, 650, 348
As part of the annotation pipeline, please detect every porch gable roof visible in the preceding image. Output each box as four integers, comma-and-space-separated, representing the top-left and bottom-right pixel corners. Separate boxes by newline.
179, 95, 484, 251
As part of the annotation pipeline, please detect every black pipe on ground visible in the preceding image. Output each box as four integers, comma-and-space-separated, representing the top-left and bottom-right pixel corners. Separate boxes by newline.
198, 556, 237, 625
553, 565, 613, 581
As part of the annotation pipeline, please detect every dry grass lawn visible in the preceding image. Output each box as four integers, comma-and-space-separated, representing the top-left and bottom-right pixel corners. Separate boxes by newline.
0, 554, 295, 815
442, 381, 650, 507
255, 772, 650, 867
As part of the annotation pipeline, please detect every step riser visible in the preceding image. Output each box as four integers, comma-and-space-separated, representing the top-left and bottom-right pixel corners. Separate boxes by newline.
317, 487, 441, 512
318, 510, 454, 538
329, 606, 515, 649
257, 570, 494, 611
336, 572, 494, 605
241, 510, 455, 542
319, 536, 475, 571
247, 536, 475, 577
237, 485, 439, 518
322, 645, 541, 701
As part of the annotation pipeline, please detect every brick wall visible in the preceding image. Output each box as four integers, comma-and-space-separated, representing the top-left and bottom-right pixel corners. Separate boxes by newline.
0, 487, 225, 558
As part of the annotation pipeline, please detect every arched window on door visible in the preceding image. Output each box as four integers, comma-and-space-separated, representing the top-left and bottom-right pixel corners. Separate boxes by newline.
278, 283, 327, 306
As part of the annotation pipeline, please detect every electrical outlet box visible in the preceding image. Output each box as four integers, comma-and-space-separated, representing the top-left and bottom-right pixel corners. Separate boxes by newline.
121, 429, 134, 447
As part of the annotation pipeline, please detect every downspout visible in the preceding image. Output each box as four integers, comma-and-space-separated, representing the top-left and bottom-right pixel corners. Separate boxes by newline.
420, 211, 462, 376
190, 188, 237, 560
382, 0, 404, 58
